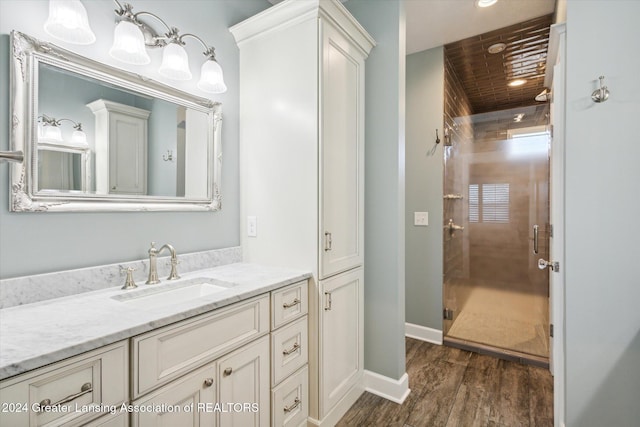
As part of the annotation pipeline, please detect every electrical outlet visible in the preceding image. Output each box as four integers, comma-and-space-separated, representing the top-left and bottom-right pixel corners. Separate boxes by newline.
247, 216, 257, 237
414, 212, 428, 226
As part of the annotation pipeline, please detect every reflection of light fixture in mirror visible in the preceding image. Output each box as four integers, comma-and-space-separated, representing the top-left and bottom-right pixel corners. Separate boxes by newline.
513, 113, 525, 122
44, 0, 96, 45
108, 0, 227, 93
38, 114, 89, 148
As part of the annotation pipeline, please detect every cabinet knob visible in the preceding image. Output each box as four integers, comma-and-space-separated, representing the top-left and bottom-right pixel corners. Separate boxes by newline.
223, 367, 233, 376
203, 378, 214, 387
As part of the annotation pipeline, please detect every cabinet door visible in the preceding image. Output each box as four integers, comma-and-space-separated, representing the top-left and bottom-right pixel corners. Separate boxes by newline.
108, 112, 147, 195
132, 361, 217, 427
320, 268, 363, 415
217, 336, 270, 426
319, 20, 365, 279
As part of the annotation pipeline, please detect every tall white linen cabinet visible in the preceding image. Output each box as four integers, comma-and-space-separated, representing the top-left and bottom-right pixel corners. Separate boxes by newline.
231, 1, 374, 425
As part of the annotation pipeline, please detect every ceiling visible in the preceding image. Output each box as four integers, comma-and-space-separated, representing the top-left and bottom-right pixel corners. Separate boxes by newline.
445, 14, 553, 113
406, 0, 556, 55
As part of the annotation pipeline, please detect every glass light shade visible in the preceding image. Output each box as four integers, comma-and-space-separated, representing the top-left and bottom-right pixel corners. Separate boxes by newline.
44, 0, 96, 45
109, 20, 151, 65
197, 59, 227, 94
70, 130, 88, 148
42, 125, 63, 142
159, 43, 192, 81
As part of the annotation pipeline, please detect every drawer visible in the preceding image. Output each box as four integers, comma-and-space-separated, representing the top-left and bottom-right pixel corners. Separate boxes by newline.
132, 294, 269, 398
0, 341, 128, 427
131, 360, 216, 427
272, 366, 308, 427
271, 280, 308, 330
84, 412, 129, 427
271, 316, 308, 386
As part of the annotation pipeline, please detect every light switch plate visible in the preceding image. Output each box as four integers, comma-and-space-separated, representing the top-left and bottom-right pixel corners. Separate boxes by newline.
414, 212, 428, 226
247, 216, 257, 237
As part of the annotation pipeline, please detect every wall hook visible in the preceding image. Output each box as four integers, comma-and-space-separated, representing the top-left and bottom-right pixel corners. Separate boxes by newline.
435, 129, 441, 144
162, 150, 173, 161
591, 75, 609, 103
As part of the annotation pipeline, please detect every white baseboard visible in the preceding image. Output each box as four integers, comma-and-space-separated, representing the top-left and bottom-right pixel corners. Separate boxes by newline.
405, 322, 443, 345
363, 370, 410, 404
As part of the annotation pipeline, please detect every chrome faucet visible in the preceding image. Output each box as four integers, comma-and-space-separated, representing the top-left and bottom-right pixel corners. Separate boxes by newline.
146, 242, 180, 284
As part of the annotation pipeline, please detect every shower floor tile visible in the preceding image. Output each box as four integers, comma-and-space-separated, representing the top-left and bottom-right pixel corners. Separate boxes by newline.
447, 284, 549, 358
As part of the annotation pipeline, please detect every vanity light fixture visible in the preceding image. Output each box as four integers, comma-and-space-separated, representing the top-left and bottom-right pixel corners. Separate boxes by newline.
109, 0, 227, 93
38, 115, 89, 149
44, 0, 96, 45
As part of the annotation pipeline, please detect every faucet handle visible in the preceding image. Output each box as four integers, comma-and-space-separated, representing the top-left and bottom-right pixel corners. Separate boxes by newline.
120, 267, 138, 290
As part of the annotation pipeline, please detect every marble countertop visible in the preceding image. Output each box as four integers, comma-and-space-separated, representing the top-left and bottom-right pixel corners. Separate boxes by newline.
0, 263, 311, 380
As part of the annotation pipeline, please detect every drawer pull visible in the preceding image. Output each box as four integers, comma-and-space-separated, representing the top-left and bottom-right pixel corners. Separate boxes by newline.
39, 382, 92, 409
283, 398, 301, 413
223, 367, 233, 376
282, 343, 300, 356
203, 378, 214, 387
282, 298, 300, 309
324, 291, 332, 311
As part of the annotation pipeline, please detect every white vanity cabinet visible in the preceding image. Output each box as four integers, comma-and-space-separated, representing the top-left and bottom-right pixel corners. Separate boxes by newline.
131, 295, 271, 427
0, 341, 129, 427
231, 1, 373, 424
1, 279, 309, 427
86, 99, 150, 195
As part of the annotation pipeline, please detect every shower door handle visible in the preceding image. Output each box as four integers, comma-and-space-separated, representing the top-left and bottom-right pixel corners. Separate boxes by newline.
533, 225, 539, 254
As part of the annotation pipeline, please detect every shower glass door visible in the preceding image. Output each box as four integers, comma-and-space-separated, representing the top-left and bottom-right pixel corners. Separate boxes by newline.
443, 104, 550, 361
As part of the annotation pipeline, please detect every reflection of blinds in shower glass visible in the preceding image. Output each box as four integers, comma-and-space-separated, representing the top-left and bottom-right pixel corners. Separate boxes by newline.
468, 183, 509, 223
469, 184, 479, 223
482, 183, 510, 223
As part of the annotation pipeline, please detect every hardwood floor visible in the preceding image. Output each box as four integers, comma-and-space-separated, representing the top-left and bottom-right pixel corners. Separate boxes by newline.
337, 338, 553, 427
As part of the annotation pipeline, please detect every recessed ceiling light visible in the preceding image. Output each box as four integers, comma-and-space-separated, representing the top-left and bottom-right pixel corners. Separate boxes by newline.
487, 43, 506, 54
508, 79, 527, 87
476, 0, 498, 8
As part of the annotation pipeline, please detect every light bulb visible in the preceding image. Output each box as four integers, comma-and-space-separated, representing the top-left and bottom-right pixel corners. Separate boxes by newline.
44, 0, 96, 45
109, 20, 150, 65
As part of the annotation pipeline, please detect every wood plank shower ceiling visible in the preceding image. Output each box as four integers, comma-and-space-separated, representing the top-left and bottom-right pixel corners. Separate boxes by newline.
444, 14, 553, 114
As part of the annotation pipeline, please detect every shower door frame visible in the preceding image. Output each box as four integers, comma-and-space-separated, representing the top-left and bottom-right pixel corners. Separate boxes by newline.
442, 113, 553, 366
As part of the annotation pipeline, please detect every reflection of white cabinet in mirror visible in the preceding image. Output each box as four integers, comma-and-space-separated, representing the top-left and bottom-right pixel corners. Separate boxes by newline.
87, 100, 150, 195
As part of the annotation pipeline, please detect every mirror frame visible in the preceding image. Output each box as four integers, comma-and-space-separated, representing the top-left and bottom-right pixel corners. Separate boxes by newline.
9, 31, 222, 212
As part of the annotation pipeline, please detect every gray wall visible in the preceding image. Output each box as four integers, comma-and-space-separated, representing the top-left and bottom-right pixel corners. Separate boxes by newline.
564, 1, 640, 425
0, 0, 270, 278
344, 0, 407, 380
405, 47, 444, 331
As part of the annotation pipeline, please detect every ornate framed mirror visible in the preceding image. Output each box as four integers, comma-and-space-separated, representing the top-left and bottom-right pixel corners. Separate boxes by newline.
8, 31, 222, 212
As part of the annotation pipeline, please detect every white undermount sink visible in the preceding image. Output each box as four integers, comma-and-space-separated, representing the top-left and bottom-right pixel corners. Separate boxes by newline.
111, 277, 235, 309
